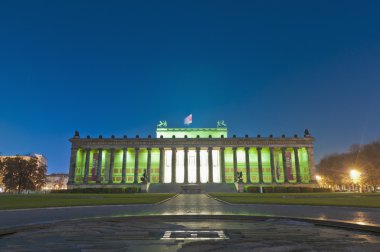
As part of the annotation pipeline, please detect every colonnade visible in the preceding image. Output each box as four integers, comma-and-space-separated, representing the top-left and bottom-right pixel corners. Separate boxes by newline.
68, 146, 315, 184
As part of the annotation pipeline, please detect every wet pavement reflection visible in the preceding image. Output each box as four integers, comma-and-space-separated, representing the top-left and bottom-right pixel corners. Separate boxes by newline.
2, 217, 380, 251
1, 194, 380, 229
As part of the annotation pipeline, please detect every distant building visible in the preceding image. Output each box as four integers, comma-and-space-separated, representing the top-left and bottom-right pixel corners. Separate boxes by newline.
43, 174, 69, 190
0, 153, 47, 192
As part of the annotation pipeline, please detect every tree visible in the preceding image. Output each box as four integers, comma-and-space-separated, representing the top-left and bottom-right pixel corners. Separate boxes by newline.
0, 158, 4, 191
0, 156, 46, 193
358, 141, 380, 192
317, 140, 380, 192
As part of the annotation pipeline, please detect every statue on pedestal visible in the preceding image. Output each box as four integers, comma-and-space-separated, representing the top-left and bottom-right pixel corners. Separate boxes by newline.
140, 169, 149, 183
236, 171, 243, 183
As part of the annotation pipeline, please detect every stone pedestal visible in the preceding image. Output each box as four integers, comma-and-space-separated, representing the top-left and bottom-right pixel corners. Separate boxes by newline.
140, 183, 150, 193
235, 182, 244, 193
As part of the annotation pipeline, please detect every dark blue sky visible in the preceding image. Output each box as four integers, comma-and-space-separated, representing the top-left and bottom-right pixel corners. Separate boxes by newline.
1, 1, 379, 173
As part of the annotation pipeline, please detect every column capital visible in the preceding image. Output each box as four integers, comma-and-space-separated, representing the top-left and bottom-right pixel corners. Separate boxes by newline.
147, 147, 152, 151
245, 146, 250, 151
208, 147, 213, 151
232, 147, 237, 151
135, 147, 140, 151
257, 147, 262, 151
220, 146, 225, 151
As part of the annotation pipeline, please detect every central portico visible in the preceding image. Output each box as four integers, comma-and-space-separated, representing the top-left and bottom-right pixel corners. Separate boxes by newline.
158, 126, 227, 184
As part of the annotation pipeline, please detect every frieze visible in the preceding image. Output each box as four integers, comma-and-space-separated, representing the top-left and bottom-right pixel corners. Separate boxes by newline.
70, 137, 314, 149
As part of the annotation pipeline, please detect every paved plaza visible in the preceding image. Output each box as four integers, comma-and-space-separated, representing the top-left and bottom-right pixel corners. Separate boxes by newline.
1, 194, 380, 251
1, 194, 380, 229
1, 215, 380, 251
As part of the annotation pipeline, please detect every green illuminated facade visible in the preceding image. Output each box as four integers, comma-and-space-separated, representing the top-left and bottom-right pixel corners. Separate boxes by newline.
68, 123, 316, 189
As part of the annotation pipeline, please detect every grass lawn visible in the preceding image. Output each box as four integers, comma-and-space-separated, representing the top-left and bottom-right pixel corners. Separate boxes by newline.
209, 193, 380, 208
0, 193, 175, 210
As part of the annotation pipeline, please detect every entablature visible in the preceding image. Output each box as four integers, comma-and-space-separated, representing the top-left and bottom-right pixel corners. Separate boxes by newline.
70, 137, 314, 149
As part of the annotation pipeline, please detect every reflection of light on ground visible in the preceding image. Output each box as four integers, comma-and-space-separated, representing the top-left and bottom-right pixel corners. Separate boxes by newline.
160, 210, 226, 215
353, 212, 371, 226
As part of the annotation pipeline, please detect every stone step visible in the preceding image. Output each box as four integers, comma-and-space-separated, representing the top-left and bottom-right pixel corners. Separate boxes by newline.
148, 183, 237, 193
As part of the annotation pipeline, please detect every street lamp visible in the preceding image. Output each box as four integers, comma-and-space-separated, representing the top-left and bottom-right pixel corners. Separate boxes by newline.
315, 175, 324, 188
350, 169, 361, 192
350, 169, 361, 183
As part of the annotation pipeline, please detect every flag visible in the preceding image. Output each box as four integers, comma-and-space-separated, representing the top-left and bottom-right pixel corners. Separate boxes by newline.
184, 114, 192, 125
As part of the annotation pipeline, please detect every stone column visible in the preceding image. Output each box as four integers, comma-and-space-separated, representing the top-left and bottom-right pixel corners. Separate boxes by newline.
282, 147, 289, 183
196, 147, 200, 183
159, 147, 164, 183
68, 146, 78, 184
96, 148, 103, 184
134, 148, 139, 183
83, 148, 90, 184
232, 147, 237, 182
220, 147, 226, 183
245, 147, 251, 183
257, 147, 263, 183
147, 148, 152, 183
294, 147, 302, 183
171, 147, 176, 183
270, 147, 276, 183
307, 147, 316, 182
121, 148, 127, 184
208, 147, 213, 183
184, 147, 189, 183
108, 148, 115, 184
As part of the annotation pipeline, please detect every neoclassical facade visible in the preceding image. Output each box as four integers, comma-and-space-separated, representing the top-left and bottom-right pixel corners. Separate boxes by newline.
68, 124, 316, 188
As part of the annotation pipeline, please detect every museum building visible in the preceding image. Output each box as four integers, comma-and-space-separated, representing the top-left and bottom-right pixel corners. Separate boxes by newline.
68, 121, 316, 189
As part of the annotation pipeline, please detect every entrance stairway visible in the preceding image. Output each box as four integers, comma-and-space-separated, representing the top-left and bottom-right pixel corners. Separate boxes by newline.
148, 183, 237, 193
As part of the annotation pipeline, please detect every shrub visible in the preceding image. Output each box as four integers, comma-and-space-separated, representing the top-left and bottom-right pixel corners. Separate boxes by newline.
286, 187, 301, 193
246, 186, 260, 193
263, 187, 274, 193
300, 187, 314, 193
51, 187, 141, 193
273, 187, 287, 193
313, 188, 332, 193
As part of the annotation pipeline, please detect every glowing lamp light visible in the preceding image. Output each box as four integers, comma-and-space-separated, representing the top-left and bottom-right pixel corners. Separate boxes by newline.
315, 175, 322, 181
350, 169, 361, 182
